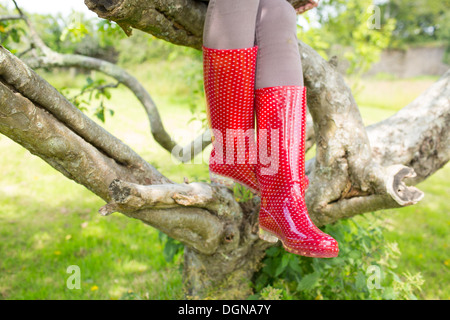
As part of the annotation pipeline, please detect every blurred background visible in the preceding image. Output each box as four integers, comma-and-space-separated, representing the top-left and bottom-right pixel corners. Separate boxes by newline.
0, 0, 448, 300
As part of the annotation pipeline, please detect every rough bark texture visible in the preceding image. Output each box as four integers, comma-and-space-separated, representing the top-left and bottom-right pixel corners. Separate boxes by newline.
84, 0, 312, 49
0, 0, 449, 299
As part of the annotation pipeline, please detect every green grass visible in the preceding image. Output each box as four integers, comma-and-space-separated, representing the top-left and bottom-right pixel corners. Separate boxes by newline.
350, 75, 440, 113
380, 166, 450, 300
0, 136, 184, 299
0, 59, 447, 299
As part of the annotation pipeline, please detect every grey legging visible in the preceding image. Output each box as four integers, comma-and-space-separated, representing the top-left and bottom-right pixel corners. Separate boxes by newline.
203, 0, 303, 88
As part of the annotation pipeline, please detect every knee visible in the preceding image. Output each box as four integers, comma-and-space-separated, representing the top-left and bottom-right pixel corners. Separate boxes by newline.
258, 0, 297, 24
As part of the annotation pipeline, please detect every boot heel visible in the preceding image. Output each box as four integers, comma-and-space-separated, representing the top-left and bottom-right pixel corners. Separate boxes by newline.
259, 228, 279, 243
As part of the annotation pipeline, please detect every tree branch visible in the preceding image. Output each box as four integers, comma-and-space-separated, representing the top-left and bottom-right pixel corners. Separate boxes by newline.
100, 178, 242, 221
304, 68, 449, 225
84, 0, 313, 50
0, 2, 212, 163
367, 70, 450, 183
0, 0, 211, 163
0, 46, 166, 179
0, 46, 232, 254
0, 14, 22, 21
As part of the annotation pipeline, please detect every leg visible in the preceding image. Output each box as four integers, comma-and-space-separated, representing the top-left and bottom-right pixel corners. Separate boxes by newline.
256, 0, 308, 194
202, 0, 261, 192
254, 0, 338, 257
255, 0, 303, 88
203, 0, 260, 49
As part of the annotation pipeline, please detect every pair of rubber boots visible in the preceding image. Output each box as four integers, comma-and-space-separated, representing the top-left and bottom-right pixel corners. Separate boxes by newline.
203, 46, 338, 258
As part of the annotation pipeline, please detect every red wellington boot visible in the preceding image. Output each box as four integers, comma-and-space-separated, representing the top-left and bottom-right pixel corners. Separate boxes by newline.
256, 86, 339, 258
203, 46, 260, 193
203, 46, 309, 195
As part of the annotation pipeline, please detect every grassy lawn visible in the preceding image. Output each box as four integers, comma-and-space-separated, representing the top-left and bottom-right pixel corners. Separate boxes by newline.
0, 135, 184, 299
0, 58, 447, 299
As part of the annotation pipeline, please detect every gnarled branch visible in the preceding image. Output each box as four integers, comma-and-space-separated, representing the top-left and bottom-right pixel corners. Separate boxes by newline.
1, 6, 211, 163
304, 67, 449, 225
84, 0, 313, 50
0, 45, 233, 255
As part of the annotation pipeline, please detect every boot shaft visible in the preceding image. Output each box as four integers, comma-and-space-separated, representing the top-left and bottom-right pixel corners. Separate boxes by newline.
203, 46, 260, 192
203, 46, 258, 132
255, 86, 307, 189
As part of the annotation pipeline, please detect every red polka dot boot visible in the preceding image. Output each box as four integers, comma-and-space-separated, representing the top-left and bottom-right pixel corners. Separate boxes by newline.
203, 46, 260, 193
255, 86, 339, 258
203, 46, 309, 196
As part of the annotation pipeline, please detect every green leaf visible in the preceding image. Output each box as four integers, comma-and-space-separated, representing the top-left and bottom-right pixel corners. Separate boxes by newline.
297, 272, 320, 291
265, 246, 281, 257
355, 271, 367, 290
94, 105, 105, 123
274, 254, 290, 277
103, 89, 111, 100
382, 287, 396, 300
288, 258, 302, 273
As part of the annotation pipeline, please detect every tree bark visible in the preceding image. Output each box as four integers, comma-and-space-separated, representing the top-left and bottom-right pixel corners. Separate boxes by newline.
84, 0, 312, 49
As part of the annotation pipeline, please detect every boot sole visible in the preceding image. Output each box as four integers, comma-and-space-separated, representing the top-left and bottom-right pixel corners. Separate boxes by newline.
258, 226, 338, 258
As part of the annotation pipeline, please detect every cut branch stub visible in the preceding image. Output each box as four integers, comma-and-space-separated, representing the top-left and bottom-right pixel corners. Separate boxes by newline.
385, 165, 424, 206
101, 178, 243, 220
98, 179, 239, 255
106, 179, 216, 210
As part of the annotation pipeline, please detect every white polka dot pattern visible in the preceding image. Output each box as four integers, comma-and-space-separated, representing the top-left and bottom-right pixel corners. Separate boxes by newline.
256, 86, 339, 258
202, 46, 309, 196
203, 45, 260, 192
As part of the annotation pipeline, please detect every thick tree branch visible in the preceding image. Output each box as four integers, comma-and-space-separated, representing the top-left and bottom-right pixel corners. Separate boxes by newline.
100, 178, 242, 221
85, 0, 207, 48
0, 46, 166, 180
0, 14, 22, 21
84, 0, 312, 50
0, 45, 234, 254
304, 69, 449, 225
24, 52, 211, 162
367, 70, 450, 183
1, 3, 211, 163
300, 41, 392, 223
96, 177, 244, 254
